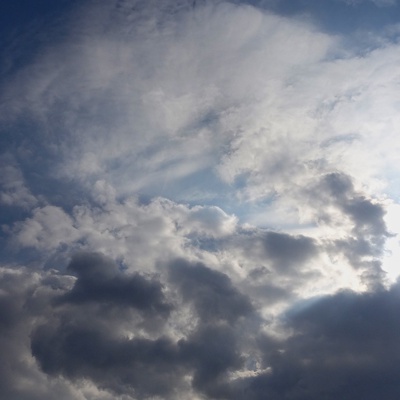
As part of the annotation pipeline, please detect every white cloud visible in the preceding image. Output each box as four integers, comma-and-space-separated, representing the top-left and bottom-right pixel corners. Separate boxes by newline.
10, 205, 80, 252
0, 1, 335, 204
1, 0, 395, 297
1, 1, 400, 398
10, 0, 396, 230
0, 154, 38, 209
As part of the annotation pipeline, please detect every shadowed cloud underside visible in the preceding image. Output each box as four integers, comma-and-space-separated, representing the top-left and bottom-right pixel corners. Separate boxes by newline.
0, 0, 400, 399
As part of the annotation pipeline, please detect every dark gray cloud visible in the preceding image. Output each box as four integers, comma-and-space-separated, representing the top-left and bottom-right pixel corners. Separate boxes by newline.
179, 323, 243, 399
31, 323, 184, 399
57, 252, 172, 316
230, 283, 400, 400
263, 231, 318, 273
0, 252, 400, 400
0, 272, 32, 399
26, 253, 184, 399
0, 0, 399, 398
28, 255, 255, 399
0, 267, 80, 400
319, 172, 388, 238
169, 258, 254, 324
168, 259, 255, 396
344, 195, 387, 237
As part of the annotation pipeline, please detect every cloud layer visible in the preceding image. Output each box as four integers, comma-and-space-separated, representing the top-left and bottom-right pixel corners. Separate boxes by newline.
1, 0, 400, 398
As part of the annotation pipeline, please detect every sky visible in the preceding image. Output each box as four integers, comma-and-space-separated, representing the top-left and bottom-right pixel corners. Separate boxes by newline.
0, 0, 400, 398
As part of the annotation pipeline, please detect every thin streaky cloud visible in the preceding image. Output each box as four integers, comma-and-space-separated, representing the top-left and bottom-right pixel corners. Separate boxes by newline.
0, 0, 399, 398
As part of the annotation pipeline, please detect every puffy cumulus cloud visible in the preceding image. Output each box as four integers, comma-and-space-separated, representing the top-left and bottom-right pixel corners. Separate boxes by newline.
4, 193, 240, 271
5, 171, 389, 305
174, 204, 238, 237
0, 266, 92, 400
0, 0, 400, 398
0, 253, 261, 399
1, 253, 400, 399
9, 205, 80, 252
1, 0, 399, 235
25, 252, 257, 399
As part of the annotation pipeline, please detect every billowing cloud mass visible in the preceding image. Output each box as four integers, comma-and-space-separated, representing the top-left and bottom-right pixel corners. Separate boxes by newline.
0, 0, 400, 398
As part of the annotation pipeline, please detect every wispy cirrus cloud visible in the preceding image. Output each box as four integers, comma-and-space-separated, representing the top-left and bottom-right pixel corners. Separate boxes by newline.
0, 0, 400, 398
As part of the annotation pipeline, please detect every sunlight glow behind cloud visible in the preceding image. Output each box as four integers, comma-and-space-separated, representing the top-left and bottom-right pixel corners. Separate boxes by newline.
0, 0, 400, 399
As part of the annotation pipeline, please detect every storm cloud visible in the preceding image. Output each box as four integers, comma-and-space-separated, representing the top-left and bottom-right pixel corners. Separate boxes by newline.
235, 284, 400, 400
169, 258, 253, 323
1, 0, 399, 398
58, 252, 172, 315
1, 254, 399, 399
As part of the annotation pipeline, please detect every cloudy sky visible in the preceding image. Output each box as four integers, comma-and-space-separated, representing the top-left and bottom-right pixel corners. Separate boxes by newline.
1, 0, 400, 398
